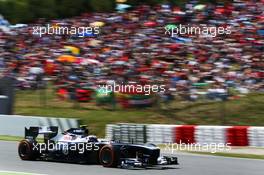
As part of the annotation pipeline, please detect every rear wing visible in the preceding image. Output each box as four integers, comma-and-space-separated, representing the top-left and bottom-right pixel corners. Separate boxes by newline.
25, 126, 58, 140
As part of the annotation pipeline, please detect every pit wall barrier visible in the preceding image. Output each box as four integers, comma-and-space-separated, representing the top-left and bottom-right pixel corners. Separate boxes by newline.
0, 115, 80, 137
106, 123, 264, 147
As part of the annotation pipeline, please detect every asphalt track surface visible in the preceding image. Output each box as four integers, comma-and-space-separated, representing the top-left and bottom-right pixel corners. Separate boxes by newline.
0, 141, 263, 175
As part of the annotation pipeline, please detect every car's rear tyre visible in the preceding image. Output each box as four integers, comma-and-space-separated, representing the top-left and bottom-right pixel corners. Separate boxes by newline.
18, 139, 39, 160
99, 145, 119, 167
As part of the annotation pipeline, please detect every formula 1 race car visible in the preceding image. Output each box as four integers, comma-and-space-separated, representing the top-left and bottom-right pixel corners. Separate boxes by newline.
18, 126, 178, 168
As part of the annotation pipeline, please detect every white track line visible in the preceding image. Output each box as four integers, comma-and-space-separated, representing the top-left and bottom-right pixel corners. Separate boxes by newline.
0, 170, 47, 175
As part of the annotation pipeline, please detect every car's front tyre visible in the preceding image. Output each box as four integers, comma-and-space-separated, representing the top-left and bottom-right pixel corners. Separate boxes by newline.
99, 145, 119, 167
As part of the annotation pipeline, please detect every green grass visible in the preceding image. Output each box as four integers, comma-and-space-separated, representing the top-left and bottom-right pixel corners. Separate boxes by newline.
0, 135, 23, 142
186, 151, 264, 160
14, 86, 264, 137
0, 135, 43, 143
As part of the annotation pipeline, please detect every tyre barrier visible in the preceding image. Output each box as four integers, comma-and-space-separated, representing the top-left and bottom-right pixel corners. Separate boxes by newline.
0, 115, 80, 137
105, 124, 115, 140
226, 126, 249, 146
248, 127, 264, 147
147, 124, 179, 144
106, 123, 147, 144
175, 125, 196, 144
195, 126, 229, 145
106, 123, 264, 147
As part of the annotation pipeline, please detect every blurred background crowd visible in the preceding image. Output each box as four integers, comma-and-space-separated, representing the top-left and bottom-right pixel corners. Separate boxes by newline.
0, 0, 263, 108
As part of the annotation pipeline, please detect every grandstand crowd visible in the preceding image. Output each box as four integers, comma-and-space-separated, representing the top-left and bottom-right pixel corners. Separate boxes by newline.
0, 0, 263, 103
